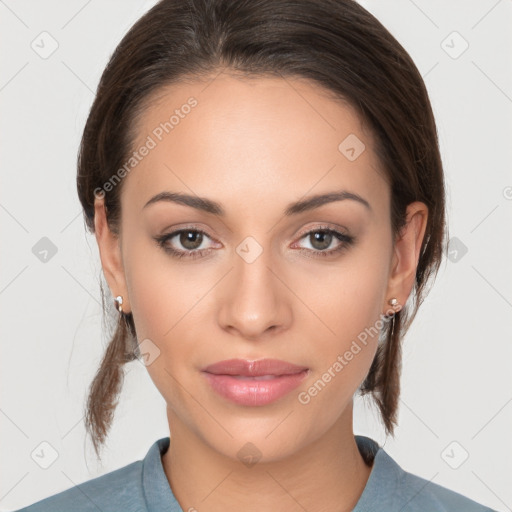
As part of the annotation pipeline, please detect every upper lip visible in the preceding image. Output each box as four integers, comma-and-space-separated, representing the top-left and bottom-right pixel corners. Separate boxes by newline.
202, 358, 308, 377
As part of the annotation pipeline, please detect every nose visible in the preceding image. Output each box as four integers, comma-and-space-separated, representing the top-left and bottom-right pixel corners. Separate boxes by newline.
216, 246, 292, 341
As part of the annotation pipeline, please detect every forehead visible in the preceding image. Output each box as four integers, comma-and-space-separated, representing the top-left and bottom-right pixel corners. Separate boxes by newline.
122, 73, 388, 218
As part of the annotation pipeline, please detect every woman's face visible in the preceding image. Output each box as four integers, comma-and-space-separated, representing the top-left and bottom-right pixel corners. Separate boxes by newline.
96, 73, 424, 462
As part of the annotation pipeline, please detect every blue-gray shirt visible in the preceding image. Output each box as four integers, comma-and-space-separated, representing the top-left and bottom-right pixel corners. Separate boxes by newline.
14, 435, 496, 511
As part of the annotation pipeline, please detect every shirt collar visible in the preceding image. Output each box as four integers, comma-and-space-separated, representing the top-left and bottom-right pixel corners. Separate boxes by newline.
141, 437, 178, 512
351, 435, 402, 512
141, 435, 395, 512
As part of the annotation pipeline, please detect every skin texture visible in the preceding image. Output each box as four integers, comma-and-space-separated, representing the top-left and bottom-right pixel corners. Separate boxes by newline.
94, 73, 428, 512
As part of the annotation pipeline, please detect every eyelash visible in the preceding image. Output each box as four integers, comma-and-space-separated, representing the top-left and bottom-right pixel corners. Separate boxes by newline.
154, 225, 355, 260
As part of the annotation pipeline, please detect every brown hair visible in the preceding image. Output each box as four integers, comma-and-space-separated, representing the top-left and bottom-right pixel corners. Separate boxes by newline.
77, 0, 447, 458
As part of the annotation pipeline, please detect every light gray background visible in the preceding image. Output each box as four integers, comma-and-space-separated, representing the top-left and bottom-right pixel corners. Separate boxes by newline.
1, 1, 511, 510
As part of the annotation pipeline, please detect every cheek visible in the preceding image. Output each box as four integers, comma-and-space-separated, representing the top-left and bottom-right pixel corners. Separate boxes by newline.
123, 248, 202, 414
294, 240, 390, 350
123, 230, 212, 340
122, 233, 219, 397
290, 235, 391, 404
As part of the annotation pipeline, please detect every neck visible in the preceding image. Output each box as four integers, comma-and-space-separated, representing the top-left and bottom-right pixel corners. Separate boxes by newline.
161, 404, 373, 512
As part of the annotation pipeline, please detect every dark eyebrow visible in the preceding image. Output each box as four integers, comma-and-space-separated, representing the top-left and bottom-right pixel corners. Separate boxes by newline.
284, 190, 371, 215
142, 189, 371, 215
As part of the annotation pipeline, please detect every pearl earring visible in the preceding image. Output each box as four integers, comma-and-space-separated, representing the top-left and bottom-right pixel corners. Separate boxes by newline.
387, 297, 401, 338
114, 295, 123, 313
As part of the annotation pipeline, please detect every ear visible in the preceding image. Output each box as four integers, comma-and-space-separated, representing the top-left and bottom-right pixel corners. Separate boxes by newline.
94, 197, 131, 313
384, 201, 429, 313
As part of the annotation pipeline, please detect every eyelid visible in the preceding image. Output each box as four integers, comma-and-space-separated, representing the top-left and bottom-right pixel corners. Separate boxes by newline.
160, 223, 219, 239
294, 222, 350, 239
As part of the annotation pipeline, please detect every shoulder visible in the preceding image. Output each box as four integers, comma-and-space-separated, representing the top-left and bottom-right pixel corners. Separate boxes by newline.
13, 459, 146, 512
354, 436, 497, 512
396, 465, 496, 512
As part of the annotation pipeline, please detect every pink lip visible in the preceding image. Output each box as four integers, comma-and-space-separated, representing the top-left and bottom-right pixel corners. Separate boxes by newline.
202, 358, 308, 376
201, 358, 309, 406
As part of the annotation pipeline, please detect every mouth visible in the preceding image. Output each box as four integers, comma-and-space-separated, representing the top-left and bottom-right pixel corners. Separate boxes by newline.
226, 375, 285, 380
201, 358, 309, 406
202, 358, 308, 376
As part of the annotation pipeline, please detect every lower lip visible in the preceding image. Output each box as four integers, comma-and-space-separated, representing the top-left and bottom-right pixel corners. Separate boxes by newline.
202, 370, 309, 406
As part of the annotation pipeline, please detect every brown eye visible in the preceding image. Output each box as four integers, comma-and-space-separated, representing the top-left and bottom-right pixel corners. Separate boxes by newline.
155, 228, 218, 260
180, 230, 203, 250
309, 231, 333, 251
293, 227, 355, 258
